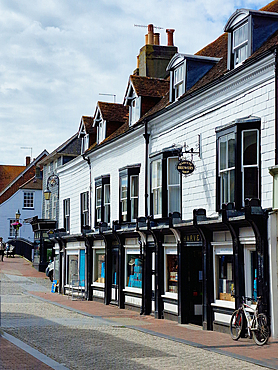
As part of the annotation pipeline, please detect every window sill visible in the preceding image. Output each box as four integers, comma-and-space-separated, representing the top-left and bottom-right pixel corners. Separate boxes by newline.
92, 282, 105, 288
22, 207, 34, 210
123, 287, 142, 293
211, 300, 235, 309
162, 292, 178, 300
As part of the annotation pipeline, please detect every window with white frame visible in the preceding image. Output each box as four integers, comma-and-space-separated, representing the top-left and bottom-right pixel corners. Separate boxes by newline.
9, 219, 16, 237
45, 200, 50, 219
119, 166, 140, 223
216, 118, 260, 210
167, 157, 180, 215
52, 194, 57, 220
214, 246, 234, 302
81, 191, 89, 230
130, 97, 141, 125
23, 192, 34, 208
152, 159, 162, 218
67, 254, 78, 284
104, 184, 110, 224
165, 249, 178, 294
151, 150, 181, 219
63, 198, 70, 233
120, 176, 128, 222
244, 245, 257, 302
97, 120, 106, 144
130, 176, 139, 222
233, 22, 248, 67
173, 63, 184, 100
95, 176, 110, 226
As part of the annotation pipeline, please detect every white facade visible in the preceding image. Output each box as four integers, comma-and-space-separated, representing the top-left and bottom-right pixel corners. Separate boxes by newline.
0, 188, 42, 243
149, 54, 275, 220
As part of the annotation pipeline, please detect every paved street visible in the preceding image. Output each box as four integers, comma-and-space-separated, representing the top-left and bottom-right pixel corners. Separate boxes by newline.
1, 257, 278, 369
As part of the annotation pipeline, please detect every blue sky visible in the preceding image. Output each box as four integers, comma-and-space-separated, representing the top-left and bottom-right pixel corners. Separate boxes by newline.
0, 0, 267, 165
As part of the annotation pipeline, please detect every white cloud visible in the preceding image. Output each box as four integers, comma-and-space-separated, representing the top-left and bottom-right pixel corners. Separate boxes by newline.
0, 0, 267, 165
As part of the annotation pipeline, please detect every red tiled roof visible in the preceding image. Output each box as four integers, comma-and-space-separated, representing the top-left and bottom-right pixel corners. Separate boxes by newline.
130, 75, 169, 98
20, 177, 42, 190
97, 102, 129, 123
82, 116, 95, 133
0, 165, 26, 193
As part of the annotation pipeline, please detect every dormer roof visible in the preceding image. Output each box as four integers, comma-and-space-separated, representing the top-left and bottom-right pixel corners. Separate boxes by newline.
93, 102, 129, 126
78, 116, 95, 136
224, 8, 278, 31
125, 75, 169, 101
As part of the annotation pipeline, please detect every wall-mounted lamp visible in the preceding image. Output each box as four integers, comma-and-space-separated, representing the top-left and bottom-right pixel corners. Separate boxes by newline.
44, 174, 59, 201
15, 209, 21, 220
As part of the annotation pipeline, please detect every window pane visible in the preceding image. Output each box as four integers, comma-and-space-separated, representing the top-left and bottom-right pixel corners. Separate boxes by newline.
219, 138, 227, 171
152, 160, 162, 188
96, 187, 102, 206
131, 176, 138, 197
168, 158, 179, 185
234, 23, 248, 48
220, 169, 235, 204
127, 255, 142, 288
68, 255, 78, 284
131, 198, 138, 220
217, 255, 234, 301
95, 253, 105, 283
121, 176, 128, 198
166, 254, 178, 293
243, 130, 257, 165
153, 188, 162, 216
244, 167, 258, 200
168, 186, 180, 214
104, 185, 110, 203
228, 135, 236, 168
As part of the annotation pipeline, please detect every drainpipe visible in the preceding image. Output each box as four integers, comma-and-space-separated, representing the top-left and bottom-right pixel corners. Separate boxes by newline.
143, 120, 150, 217
275, 49, 278, 165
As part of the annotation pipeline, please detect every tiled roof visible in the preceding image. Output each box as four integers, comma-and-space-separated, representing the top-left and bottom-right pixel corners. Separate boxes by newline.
142, 0, 278, 119
20, 176, 42, 190
97, 102, 129, 123
130, 75, 169, 98
82, 116, 95, 133
39, 133, 80, 165
0, 165, 26, 193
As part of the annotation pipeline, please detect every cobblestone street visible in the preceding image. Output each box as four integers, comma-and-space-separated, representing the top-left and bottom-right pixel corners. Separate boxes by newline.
0, 258, 277, 369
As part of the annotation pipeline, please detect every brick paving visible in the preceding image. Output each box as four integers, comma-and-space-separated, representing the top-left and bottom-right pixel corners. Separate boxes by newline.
1, 256, 278, 369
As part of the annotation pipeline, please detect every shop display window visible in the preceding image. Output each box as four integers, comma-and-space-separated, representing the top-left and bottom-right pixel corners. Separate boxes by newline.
126, 254, 142, 288
166, 254, 178, 293
94, 251, 105, 284
216, 255, 234, 301
68, 255, 78, 284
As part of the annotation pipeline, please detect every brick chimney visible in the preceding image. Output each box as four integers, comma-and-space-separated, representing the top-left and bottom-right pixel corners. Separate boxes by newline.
26, 156, 31, 166
137, 24, 178, 79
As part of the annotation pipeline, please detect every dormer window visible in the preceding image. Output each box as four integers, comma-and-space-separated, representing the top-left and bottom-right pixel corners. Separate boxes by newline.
97, 120, 106, 144
173, 63, 185, 100
81, 134, 89, 154
233, 22, 248, 67
130, 97, 141, 126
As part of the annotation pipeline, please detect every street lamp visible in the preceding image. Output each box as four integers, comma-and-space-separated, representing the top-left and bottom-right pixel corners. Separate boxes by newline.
44, 174, 59, 201
14, 209, 21, 239
15, 209, 21, 220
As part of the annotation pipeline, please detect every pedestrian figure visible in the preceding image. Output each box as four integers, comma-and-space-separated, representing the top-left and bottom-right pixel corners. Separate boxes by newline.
0, 237, 5, 261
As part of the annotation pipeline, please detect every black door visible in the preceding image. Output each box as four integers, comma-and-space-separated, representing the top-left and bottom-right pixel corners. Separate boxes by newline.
111, 249, 119, 304
188, 247, 203, 325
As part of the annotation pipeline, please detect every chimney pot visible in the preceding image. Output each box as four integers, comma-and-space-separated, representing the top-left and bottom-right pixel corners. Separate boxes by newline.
154, 33, 160, 45
26, 156, 31, 166
147, 23, 154, 45
166, 29, 175, 46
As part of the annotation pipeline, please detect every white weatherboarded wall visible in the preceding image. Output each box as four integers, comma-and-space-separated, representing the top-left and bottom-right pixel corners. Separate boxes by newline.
149, 54, 276, 220
57, 156, 90, 235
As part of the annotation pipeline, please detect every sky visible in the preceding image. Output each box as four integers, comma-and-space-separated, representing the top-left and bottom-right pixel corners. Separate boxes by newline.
0, 0, 268, 165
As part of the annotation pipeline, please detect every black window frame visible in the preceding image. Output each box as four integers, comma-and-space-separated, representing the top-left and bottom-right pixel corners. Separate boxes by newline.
150, 148, 182, 219
94, 175, 110, 226
63, 198, 70, 233
216, 118, 261, 211
80, 191, 89, 231
119, 165, 140, 223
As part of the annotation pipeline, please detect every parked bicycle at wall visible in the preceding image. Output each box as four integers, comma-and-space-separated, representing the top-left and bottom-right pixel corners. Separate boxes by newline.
230, 296, 269, 346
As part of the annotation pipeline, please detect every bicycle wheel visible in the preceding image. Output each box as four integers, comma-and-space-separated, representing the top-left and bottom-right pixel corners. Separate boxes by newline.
253, 313, 269, 346
230, 309, 243, 340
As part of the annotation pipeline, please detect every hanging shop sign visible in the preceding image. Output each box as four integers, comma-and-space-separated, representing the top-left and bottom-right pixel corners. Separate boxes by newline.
177, 159, 195, 175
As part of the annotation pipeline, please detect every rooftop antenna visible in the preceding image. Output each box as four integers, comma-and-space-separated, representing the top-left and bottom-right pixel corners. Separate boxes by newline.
99, 93, 116, 103
134, 24, 164, 29
20, 146, 32, 159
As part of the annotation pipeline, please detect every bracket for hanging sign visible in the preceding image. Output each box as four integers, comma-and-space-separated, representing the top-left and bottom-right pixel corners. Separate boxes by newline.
177, 135, 200, 176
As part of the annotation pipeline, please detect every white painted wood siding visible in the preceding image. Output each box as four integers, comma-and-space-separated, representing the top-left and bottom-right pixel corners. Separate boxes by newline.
149, 54, 276, 220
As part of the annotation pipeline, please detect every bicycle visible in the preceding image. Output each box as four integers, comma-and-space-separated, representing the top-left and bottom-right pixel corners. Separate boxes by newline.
230, 296, 269, 346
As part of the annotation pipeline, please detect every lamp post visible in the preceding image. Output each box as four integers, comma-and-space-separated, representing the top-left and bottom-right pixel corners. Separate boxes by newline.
44, 174, 59, 201
15, 209, 21, 239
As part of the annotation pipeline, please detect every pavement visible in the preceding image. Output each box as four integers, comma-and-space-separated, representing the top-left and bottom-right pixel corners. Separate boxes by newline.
1, 256, 278, 370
